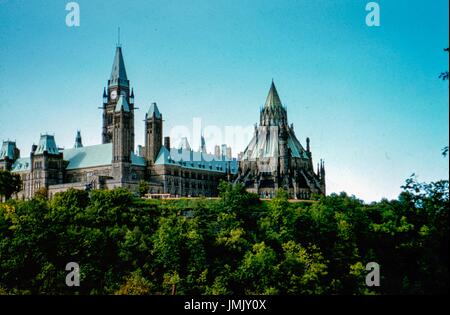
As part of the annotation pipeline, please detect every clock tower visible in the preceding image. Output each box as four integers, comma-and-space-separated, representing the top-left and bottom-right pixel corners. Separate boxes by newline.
102, 45, 135, 151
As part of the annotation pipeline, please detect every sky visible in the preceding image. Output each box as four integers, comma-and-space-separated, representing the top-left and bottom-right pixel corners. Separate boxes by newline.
0, 0, 448, 202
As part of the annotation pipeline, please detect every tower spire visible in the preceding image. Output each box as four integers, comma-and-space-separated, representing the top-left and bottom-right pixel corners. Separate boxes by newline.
109, 45, 128, 87
264, 80, 282, 108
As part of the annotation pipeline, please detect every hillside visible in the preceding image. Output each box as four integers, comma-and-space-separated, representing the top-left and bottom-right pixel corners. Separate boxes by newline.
0, 179, 448, 295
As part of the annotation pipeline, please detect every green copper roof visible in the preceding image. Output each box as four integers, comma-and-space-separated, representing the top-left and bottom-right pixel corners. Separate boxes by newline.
0, 141, 16, 160
115, 95, 130, 112
131, 153, 146, 166
146, 102, 161, 119
35, 135, 59, 155
264, 81, 283, 108
62, 143, 144, 170
11, 157, 31, 173
109, 46, 129, 87
62, 143, 112, 170
241, 125, 308, 161
155, 147, 238, 174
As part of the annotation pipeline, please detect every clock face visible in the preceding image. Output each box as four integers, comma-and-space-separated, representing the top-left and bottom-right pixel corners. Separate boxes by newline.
110, 90, 117, 100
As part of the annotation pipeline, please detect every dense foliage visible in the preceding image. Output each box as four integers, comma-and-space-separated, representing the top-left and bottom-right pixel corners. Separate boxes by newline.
0, 178, 448, 295
0, 170, 22, 201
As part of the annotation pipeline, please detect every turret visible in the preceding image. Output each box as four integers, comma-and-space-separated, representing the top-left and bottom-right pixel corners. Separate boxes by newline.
112, 95, 133, 180
30, 134, 65, 195
0, 141, 20, 171
145, 102, 163, 164
74, 130, 83, 148
320, 159, 326, 194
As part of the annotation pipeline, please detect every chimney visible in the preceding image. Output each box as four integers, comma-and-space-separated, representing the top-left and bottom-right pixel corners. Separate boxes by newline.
226, 147, 232, 160
214, 145, 220, 159
164, 136, 171, 150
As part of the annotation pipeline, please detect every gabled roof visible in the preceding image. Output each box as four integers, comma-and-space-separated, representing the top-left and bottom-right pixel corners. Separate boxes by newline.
115, 95, 130, 112
109, 46, 128, 87
146, 102, 161, 119
264, 80, 283, 108
61, 143, 144, 170
35, 135, 59, 155
62, 143, 112, 170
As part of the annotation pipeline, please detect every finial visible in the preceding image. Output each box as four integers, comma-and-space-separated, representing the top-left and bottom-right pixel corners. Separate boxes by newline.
117, 27, 121, 47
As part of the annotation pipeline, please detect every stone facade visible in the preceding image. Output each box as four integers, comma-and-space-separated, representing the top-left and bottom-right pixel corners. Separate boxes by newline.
234, 81, 326, 199
1, 46, 325, 200
1, 45, 237, 200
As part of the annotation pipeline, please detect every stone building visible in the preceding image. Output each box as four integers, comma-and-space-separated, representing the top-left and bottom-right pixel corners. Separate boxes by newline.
0, 45, 237, 199
234, 81, 325, 199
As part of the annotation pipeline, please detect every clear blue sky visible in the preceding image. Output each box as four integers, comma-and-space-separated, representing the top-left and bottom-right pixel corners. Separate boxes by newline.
0, 0, 448, 202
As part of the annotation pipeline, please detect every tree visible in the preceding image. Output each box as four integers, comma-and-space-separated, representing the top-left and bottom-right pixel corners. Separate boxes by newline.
115, 269, 153, 295
34, 187, 48, 200
236, 242, 278, 294
138, 180, 150, 197
0, 170, 22, 201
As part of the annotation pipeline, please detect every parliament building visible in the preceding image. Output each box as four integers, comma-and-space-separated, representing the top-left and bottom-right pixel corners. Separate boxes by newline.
0, 45, 325, 200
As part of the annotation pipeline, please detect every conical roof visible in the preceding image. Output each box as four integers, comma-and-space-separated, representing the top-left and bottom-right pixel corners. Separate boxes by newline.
264, 80, 283, 108
146, 102, 161, 119
109, 46, 128, 87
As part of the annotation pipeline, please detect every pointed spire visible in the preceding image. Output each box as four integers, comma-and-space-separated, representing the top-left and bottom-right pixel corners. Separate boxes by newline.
146, 102, 162, 119
200, 134, 206, 153
74, 130, 83, 148
109, 46, 128, 87
264, 80, 282, 108
103, 87, 107, 97
115, 95, 130, 112
130, 88, 134, 104
320, 159, 325, 175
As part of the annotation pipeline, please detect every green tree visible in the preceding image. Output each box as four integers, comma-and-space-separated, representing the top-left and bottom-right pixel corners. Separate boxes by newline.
0, 170, 22, 200
236, 242, 278, 294
138, 180, 150, 197
34, 187, 48, 201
